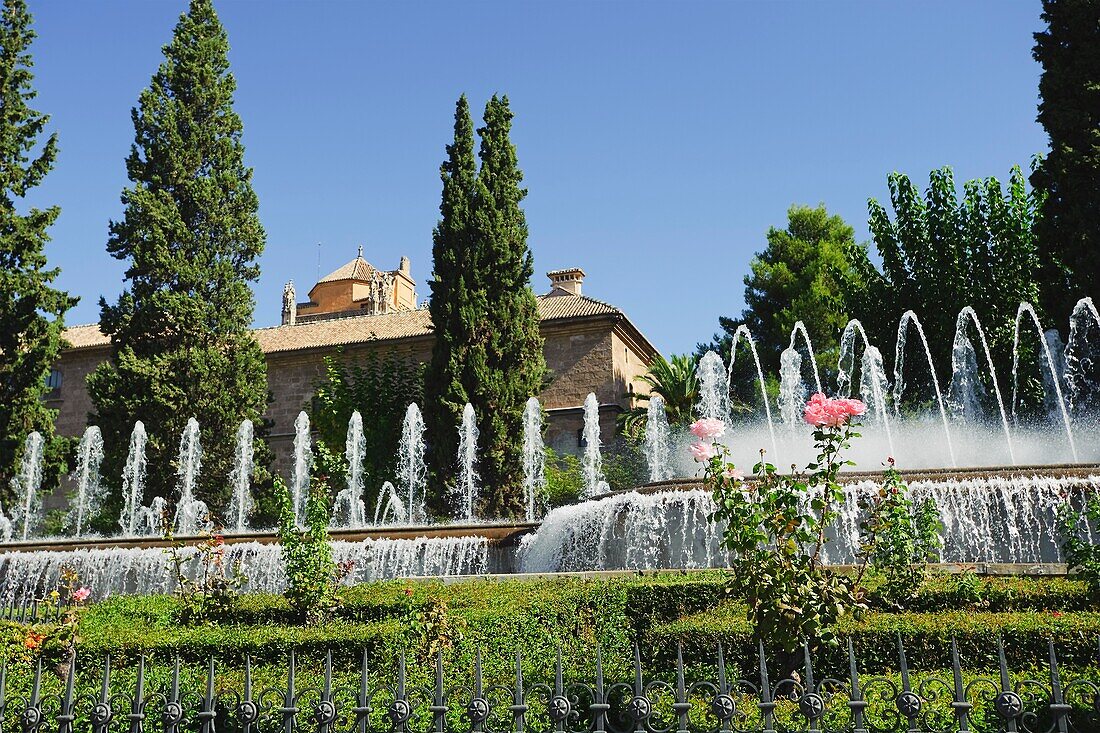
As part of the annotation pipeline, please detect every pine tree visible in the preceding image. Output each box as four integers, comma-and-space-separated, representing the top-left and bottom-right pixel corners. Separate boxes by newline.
472, 96, 546, 518
424, 96, 478, 516
0, 0, 78, 505
1030, 0, 1100, 325
87, 0, 269, 523
424, 96, 545, 520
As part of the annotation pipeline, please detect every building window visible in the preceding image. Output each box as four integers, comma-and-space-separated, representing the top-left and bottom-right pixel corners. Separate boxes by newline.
45, 369, 62, 397
577, 428, 586, 448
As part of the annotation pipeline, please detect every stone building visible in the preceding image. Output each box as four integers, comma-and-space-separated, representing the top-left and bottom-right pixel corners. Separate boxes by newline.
50, 252, 658, 471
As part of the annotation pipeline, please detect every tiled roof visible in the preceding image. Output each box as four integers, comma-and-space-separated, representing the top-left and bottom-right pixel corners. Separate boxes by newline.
61, 294, 629, 356
315, 256, 375, 284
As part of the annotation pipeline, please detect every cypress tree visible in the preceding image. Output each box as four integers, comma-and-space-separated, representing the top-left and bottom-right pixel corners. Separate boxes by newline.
472, 96, 545, 518
0, 0, 78, 504
424, 96, 545, 519
424, 96, 478, 515
1030, 0, 1100, 324
87, 0, 269, 523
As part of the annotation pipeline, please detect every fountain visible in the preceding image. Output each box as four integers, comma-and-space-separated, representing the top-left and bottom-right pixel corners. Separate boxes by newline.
373, 481, 406, 526
894, 311, 956, 467
397, 404, 427, 524
522, 397, 546, 522
952, 307, 1016, 464
777, 347, 806, 432
172, 418, 209, 536
226, 419, 254, 533
10, 432, 44, 541
1066, 296, 1100, 416
726, 326, 778, 459
1012, 302, 1077, 461
454, 403, 479, 522
838, 320, 895, 457
291, 411, 312, 525
581, 393, 606, 498
644, 394, 673, 482
333, 411, 367, 528
695, 350, 731, 423
119, 421, 148, 536
68, 426, 105, 537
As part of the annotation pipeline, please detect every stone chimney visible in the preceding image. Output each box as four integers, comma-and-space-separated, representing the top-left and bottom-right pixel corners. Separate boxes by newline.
547, 268, 586, 296
281, 280, 297, 325
399, 256, 411, 276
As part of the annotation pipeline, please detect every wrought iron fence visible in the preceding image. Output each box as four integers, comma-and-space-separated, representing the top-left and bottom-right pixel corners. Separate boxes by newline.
0, 595, 70, 624
3, 635, 1099, 733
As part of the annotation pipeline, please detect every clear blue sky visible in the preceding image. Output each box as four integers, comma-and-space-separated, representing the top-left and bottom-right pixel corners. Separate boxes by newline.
26, 1, 1047, 356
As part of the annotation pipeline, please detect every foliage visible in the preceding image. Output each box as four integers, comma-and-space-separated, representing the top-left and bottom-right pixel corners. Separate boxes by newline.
0, 0, 78, 503
620, 354, 700, 436
543, 447, 584, 507
311, 351, 424, 514
164, 524, 243, 624
705, 409, 866, 651
857, 461, 942, 609
424, 95, 546, 520
702, 204, 864, 377
86, 0, 271, 525
277, 475, 350, 624
1056, 489, 1100, 598
1030, 0, 1100, 323
601, 437, 648, 491
846, 167, 1040, 410
399, 584, 466, 664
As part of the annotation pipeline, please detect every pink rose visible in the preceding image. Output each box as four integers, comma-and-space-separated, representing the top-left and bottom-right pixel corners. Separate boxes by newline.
689, 418, 726, 440
803, 393, 866, 427
73, 587, 91, 603
689, 441, 716, 462
723, 467, 744, 481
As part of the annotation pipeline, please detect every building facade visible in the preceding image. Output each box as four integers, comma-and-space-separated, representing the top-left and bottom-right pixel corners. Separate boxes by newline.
50, 253, 658, 472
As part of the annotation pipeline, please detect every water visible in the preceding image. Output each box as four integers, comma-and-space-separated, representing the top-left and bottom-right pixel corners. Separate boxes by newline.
0, 535, 490, 604
519, 473, 1097, 573
838, 320, 895, 457
119, 421, 148, 536
10, 432, 44, 541
291, 411, 312, 525
333, 412, 367, 528
1066, 297, 1100, 417
952, 307, 1016, 464
895, 311, 956, 467
581, 393, 606, 498
522, 397, 546, 522
788, 321, 823, 394
644, 394, 673, 482
777, 347, 806, 431
227, 419, 254, 533
695, 350, 731, 423
172, 418, 210, 536
727, 326, 778, 458
1012, 303, 1077, 460
68, 426, 105, 537
373, 481, 406, 525
397, 404, 427, 524
454, 403, 479, 522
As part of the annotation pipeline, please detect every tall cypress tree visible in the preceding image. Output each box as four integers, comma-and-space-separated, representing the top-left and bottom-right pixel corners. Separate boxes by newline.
1030, 0, 1100, 324
424, 96, 545, 520
0, 0, 77, 504
87, 0, 269, 522
472, 96, 545, 518
424, 96, 478, 515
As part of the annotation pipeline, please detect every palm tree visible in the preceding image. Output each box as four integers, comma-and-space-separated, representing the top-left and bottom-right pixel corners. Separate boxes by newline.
620, 354, 700, 436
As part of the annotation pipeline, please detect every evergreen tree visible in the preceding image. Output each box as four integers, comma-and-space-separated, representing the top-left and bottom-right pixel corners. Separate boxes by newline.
471, 95, 546, 518
424, 96, 545, 520
423, 96, 478, 516
703, 205, 863, 377
1030, 0, 1100, 324
0, 0, 77, 504
87, 0, 269, 523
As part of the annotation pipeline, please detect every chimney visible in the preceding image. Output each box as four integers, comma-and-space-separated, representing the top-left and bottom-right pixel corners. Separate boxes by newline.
547, 267, 586, 296
399, 256, 411, 276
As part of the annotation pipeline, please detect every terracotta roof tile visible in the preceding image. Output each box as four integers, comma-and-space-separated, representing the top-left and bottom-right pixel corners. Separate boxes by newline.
61, 294, 627, 355
315, 256, 375, 284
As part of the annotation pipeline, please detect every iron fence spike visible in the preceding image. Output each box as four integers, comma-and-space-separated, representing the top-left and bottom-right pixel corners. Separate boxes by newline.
633, 643, 643, 695
802, 639, 815, 690
717, 643, 728, 693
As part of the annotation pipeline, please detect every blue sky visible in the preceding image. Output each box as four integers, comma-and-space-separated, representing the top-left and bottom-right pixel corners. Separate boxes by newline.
26, 1, 1046, 356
